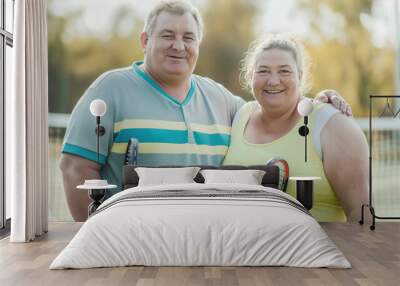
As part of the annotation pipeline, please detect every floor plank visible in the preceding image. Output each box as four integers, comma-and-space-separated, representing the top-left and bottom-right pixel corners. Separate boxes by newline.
0, 222, 399, 286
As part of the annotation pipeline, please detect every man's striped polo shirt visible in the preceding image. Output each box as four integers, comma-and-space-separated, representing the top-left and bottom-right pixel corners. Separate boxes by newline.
62, 61, 245, 196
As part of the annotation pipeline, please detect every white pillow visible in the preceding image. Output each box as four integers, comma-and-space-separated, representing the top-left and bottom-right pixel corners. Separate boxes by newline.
136, 167, 201, 186
200, 169, 266, 185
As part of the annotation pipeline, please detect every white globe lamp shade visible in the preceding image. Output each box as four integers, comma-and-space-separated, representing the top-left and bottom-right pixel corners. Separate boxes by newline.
90, 99, 107, 117
297, 98, 314, 116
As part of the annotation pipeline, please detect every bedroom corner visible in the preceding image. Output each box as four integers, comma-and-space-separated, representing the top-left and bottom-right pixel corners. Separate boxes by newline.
1, 0, 400, 286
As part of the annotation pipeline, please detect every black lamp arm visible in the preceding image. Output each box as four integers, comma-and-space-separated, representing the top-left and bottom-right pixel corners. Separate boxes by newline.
94, 116, 106, 163
298, 116, 309, 162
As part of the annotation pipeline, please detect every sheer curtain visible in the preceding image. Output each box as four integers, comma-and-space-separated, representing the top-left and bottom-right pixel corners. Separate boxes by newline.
7, 0, 49, 242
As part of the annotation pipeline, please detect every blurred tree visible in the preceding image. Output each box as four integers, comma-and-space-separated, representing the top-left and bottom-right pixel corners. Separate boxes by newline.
298, 0, 395, 116
196, 0, 260, 100
65, 6, 144, 110
47, 10, 79, 113
48, 5, 143, 113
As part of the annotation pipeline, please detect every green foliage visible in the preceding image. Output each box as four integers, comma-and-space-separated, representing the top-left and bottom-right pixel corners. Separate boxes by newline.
298, 0, 395, 116
48, 5, 144, 113
47, 11, 75, 113
196, 0, 258, 100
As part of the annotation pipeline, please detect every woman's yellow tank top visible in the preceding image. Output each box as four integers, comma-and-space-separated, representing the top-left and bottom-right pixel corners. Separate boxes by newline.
223, 101, 346, 222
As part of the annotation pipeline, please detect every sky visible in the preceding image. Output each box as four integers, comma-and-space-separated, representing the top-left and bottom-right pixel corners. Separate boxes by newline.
48, 0, 398, 48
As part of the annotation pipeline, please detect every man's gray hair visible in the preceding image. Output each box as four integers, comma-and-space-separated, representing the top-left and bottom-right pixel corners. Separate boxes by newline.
143, 0, 204, 41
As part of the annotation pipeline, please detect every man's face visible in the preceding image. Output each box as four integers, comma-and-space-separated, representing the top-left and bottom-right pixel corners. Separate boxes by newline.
142, 11, 200, 82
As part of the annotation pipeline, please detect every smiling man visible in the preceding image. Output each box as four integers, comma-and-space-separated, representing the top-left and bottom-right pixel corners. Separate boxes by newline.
140, 10, 199, 99
60, 0, 351, 222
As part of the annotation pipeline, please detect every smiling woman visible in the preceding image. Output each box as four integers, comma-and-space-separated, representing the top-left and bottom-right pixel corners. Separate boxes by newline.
223, 33, 369, 222
251, 48, 302, 115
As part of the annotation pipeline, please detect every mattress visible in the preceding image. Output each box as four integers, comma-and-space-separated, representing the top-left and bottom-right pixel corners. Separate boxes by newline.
50, 183, 350, 269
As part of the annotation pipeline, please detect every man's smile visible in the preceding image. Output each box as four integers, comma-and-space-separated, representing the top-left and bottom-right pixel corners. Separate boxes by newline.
166, 55, 187, 60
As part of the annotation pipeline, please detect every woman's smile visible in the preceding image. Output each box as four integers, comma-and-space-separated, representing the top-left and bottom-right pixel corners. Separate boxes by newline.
262, 89, 287, 97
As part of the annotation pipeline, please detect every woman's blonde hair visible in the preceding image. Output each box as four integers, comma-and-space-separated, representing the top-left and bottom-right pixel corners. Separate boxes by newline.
240, 33, 312, 95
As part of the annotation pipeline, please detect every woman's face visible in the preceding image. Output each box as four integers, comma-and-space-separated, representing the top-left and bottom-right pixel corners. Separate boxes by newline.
252, 48, 301, 112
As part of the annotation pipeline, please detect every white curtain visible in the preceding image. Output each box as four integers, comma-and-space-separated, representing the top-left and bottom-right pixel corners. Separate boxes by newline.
7, 0, 49, 242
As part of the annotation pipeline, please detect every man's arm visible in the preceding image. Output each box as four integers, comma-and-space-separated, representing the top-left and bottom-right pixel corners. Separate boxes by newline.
60, 153, 102, 222
321, 113, 369, 221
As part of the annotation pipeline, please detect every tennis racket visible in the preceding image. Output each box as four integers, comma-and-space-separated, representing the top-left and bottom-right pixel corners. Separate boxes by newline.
266, 157, 290, 192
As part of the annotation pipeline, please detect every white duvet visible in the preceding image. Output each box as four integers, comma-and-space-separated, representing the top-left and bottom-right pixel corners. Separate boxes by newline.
50, 183, 351, 269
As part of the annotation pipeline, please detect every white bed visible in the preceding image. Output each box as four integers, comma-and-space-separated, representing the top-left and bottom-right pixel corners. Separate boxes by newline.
50, 183, 351, 269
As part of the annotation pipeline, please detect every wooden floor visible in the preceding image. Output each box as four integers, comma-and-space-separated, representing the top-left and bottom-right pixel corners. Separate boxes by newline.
0, 222, 399, 286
